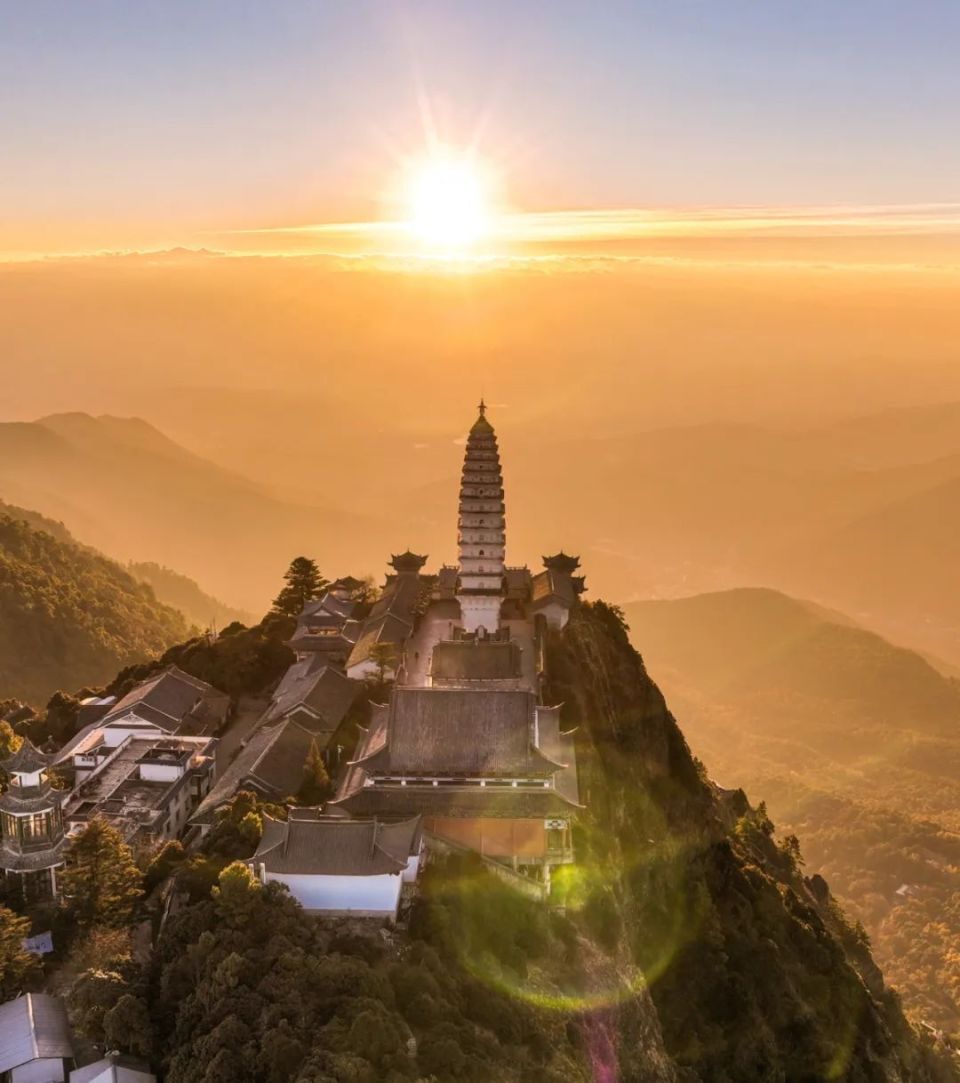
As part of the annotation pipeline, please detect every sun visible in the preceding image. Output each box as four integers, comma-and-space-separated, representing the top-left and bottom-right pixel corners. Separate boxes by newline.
404, 151, 495, 251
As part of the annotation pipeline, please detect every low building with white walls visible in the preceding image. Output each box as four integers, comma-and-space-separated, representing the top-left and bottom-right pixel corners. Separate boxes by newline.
250, 809, 422, 921
69, 1054, 155, 1083
63, 734, 216, 845
0, 993, 74, 1082
95, 666, 229, 743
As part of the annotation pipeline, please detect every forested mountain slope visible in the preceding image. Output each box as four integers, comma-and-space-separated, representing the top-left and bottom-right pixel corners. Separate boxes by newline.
0, 511, 189, 704
542, 602, 952, 1079
127, 561, 254, 630
625, 589, 960, 1036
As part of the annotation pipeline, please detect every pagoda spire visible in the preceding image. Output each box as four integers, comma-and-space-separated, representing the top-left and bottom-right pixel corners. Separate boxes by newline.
456, 402, 506, 634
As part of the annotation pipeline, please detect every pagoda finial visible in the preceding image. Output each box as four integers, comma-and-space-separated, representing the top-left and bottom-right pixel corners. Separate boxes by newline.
478, 397, 486, 417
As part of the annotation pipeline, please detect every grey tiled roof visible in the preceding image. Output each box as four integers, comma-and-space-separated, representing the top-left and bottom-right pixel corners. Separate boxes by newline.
0, 786, 60, 814
0, 994, 73, 1073
351, 688, 561, 777
192, 660, 358, 827
191, 724, 283, 825
300, 592, 355, 620
535, 706, 580, 805
252, 811, 420, 876
347, 612, 412, 670
504, 566, 532, 593
102, 666, 220, 731
262, 658, 357, 732
1, 738, 52, 774
347, 571, 430, 669
0, 835, 67, 872
333, 782, 578, 820
530, 569, 576, 608
53, 722, 103, 763
248, 722, 315, 797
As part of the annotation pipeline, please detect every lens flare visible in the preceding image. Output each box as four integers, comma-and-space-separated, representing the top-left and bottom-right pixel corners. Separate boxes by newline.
429, 811, 709, 1016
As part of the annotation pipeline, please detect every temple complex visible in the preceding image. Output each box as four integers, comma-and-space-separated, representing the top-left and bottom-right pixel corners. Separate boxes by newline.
331, 402, 586, 892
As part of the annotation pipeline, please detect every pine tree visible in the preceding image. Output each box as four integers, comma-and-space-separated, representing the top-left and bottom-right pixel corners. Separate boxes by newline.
62, 817, 143, 928
0, 720, 21, 760
298, 739, 332, 805
103, 993, 154, 1057
272, 557, 327, 617
368, 642, 398, 685
0, 904, 40, 998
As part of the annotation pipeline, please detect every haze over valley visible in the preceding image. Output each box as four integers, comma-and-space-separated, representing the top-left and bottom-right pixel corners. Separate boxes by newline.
4, 4, 960, 1078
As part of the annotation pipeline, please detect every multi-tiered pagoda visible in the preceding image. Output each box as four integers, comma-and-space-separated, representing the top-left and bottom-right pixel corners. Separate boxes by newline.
456, 400, 507, 634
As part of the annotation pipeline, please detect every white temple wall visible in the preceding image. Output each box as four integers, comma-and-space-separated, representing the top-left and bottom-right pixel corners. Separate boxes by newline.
535, 601, 571, 630
457, 595, 503, 633
263, 871, 402, 917
12, 1059, 68, 1083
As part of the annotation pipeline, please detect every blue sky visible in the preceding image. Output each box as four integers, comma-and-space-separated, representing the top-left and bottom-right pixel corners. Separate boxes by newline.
2, 1, 959, 252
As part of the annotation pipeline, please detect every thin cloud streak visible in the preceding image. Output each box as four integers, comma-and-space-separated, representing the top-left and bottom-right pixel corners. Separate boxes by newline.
220, 202, 960, 246
7, 247, 960, 279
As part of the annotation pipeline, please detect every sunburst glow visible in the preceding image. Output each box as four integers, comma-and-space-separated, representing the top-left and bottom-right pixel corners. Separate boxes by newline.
404, 152, 496, 251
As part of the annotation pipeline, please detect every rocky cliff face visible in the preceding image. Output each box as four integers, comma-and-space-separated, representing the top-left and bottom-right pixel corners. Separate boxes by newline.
544, 601, 955, 1082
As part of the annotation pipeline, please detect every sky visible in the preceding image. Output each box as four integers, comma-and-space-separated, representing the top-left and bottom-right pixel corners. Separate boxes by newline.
3, 1, 960, 258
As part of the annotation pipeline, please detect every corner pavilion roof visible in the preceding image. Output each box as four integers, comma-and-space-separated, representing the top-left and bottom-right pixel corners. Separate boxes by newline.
1, 737, 53, 775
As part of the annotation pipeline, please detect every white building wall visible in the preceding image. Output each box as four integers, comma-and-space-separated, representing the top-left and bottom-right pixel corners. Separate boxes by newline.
13, 1058, 68, 1083
457, 594, 503, 634
71, 1064, 155, 1083
535, 601, 570, 630
263, 871, 401, 917
402, 852, 421, 884
102, 723, 165, 748
139, 762, 183, 782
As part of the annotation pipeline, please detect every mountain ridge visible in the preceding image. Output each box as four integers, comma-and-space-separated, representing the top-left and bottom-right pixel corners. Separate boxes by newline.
623, 587, 960, 1035
0, 414, 380, 611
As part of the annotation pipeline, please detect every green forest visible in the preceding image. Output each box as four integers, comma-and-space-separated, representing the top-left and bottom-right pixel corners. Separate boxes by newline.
0, 510, 189, 704
625, 588, 960, 1037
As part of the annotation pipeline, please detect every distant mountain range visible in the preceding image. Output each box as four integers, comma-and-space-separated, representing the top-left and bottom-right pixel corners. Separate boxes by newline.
624, 587, 960, 1033
5, 398, 960, 663
0, 413, 376, 613
127, 561, 253, 630
3, 397, 960, 665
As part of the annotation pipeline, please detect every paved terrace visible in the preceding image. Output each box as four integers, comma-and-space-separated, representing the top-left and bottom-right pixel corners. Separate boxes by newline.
400, 599, 538, 692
